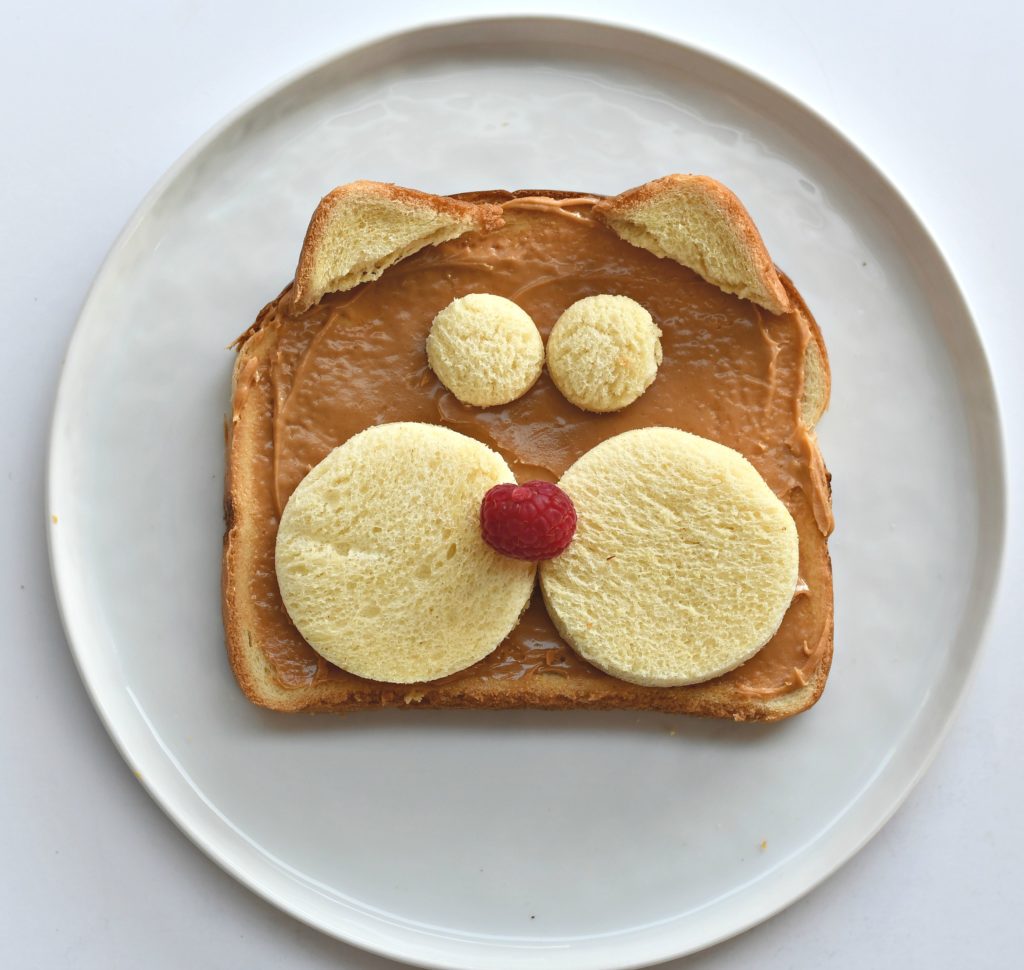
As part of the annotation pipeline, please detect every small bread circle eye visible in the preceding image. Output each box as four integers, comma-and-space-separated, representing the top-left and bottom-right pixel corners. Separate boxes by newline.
426, 294, 544, 407
546, 295, 662, 412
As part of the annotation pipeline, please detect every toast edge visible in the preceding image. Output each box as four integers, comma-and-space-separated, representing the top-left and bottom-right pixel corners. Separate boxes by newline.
292, 181, 505, 312
592, 174, 792, 316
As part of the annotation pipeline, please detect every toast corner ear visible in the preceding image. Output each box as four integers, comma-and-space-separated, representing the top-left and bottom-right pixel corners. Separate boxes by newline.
292, 181, 505, 312
593, 174, 792, 315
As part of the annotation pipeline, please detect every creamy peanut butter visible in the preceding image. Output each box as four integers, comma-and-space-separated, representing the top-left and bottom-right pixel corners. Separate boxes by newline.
234, 196, 832, 699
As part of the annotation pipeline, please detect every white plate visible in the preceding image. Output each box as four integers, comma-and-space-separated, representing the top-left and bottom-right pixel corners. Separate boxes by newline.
48, 16, 1005, 970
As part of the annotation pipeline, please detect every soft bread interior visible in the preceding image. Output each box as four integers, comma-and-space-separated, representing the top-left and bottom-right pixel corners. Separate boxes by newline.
593, 174, 791, 315
802, 337, 829, 428
292, 181, 504, 311
540, 428, 800, 687
426, 294, 545, 407
546, 295, 663, 413
274, 423, 535, 683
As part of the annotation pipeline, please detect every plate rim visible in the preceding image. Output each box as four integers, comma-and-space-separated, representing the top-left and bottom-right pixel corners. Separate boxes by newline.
46, 13, 1008, 970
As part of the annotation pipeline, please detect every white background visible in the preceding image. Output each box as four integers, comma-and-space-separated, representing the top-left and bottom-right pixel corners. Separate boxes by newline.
2, 1, 1021, 968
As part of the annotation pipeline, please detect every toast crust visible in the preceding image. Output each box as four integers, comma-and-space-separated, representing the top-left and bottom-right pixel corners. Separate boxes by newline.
293, 181, 505, 311
224, 188, 833, 720
593, 175, 792, 315
784, 273, 832, 428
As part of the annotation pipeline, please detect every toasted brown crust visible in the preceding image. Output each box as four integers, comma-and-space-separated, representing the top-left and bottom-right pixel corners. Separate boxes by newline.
593, 174, 792, 315
292, 181, 505, 311
224, 187, 833, 720
783, 272, 832, 428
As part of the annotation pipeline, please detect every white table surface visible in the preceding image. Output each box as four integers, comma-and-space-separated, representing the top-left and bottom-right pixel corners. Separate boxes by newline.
3, 1, 1021, 967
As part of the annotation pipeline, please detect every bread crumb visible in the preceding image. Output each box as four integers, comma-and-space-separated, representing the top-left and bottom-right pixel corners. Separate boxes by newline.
667, 727, 677, 736
759, 840, 767, 851
51, 514, 58, 524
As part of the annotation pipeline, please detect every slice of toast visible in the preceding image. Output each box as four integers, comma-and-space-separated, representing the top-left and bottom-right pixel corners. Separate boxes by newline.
223, 180, 833, 720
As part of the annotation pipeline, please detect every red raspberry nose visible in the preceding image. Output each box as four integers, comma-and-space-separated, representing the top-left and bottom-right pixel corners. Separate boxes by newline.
480, 480, 577, 561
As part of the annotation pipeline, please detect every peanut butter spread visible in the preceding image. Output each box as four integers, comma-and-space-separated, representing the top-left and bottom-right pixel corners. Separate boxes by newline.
233, 196, 832, 700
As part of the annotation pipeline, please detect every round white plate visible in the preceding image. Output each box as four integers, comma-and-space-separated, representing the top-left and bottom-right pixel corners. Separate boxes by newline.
48, 16, 1005, 970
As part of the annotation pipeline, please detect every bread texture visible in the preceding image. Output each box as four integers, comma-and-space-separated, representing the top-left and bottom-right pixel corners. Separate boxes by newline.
546, 295, 663, 412
224, 184, 833, 720
275, 423, 535, 683
593, 174, 791, 315
426, 294, 545, 407
292, 181, 504, 312
540, 429, 799, 686
788, 275, 831, 428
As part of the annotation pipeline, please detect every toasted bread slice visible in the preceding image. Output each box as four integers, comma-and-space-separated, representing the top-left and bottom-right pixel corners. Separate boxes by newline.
224, 184, 833, 720
292, 181, 504, 311
593, 174, 791, 315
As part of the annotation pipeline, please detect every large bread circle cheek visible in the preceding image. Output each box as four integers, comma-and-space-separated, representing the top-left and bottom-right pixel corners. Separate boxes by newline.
275, 423, 536, 683
540, 427, 799, 686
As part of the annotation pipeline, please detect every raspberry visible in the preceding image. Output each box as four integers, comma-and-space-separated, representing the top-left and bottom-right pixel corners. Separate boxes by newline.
480, 480, 577, 561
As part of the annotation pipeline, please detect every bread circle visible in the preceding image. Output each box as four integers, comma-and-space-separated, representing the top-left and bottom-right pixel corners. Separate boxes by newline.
546, 295, 662, 412
275, 423, 535, 683
426, 293, 545, 407
540, 428, 798, 686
